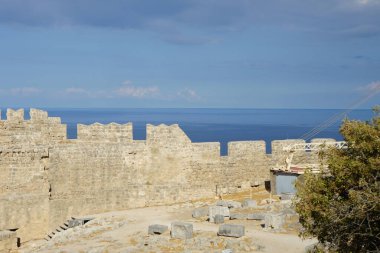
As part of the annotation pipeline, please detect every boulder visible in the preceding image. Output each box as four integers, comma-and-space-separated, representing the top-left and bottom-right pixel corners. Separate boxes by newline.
171, 222, 193, 239
148, 224, 168, 235
218, 224, 245, 238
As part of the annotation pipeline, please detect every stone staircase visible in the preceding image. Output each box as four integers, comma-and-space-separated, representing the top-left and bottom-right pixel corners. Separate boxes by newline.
44, 217, 94, 241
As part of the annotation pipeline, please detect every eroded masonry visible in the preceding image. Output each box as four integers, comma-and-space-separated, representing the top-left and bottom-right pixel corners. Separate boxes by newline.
0, 108, 330, 246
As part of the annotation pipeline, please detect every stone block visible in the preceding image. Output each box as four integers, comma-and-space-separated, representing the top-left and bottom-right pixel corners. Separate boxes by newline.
192, 207, 209, 218
242, 199, 257, 208
148, 224, 168, 235
171, 222, 193, 239
247, 213, 265, 220
209, 206, 230, 222
216, 200, 242, 209
265, 213, 285, 230
214, 214, 224, 224
222, 249, 233, 253
229, 213, 248, 220
281, 192, 295, 200
218, 224, 245, 238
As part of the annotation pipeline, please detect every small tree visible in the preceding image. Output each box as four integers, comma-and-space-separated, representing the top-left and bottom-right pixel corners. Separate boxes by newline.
295, 107, 380, 252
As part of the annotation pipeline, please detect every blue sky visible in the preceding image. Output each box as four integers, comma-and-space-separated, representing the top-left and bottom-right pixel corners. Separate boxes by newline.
0, 0, 379, 108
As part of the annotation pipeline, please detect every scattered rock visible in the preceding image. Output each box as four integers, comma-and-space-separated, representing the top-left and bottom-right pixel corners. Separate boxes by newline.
264, 213, 284, 230
242, 199, 257, 208
229, 213, 248, 220
217, 200, 242, 209
214, 214, 224, 224
222, 249, 234, 253
281, 192, 295, 200
192, 207, 209, 218
148, 224, 168, 235
171, 222, 193, 239
209, 206, 230, 222
218, 224, 245, 238
247, 213, 265, 220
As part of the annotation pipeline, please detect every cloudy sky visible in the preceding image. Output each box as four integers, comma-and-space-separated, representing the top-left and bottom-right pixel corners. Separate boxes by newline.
0, 0, 379, 108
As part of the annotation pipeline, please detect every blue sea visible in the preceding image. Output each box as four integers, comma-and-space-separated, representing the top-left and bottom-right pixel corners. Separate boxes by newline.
2, 108, 373, 155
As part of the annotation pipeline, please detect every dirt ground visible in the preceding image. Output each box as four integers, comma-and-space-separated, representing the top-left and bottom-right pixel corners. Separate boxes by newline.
18, 190, 316, 253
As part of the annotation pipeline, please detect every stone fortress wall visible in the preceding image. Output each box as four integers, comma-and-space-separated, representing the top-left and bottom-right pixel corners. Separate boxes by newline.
0, 108, 333, 244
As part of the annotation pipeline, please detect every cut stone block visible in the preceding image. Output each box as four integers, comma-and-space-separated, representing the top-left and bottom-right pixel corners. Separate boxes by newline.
230, 213, 248, 220
209, 206, 230, 222
281, 192, 295, 200
216, 200, 242, 209
265, 213, 285, 230
171, 222, 193, 239
192, 207, 209, 218
148, 224, 168, 235
218, 224, 245, 238
242, 199, 257, 208
247, 213, 265, 220
214, 214, 224, 224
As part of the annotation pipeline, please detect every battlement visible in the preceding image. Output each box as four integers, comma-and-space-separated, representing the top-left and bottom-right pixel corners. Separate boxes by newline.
0, 108, 338, 244
146, 123, 191, 145
0, 108, 66, 144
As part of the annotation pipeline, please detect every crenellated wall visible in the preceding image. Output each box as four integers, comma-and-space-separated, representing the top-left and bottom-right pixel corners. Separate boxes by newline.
0, 108, 334, 246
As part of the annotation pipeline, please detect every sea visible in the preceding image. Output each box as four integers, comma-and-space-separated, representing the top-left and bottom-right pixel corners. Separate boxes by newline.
2, 108, 374, 155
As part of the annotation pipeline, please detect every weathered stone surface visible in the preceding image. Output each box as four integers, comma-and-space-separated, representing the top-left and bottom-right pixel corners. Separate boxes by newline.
247, 213, 265, 220
216, 200, 242, 209
148, 224, 168, 235
222, 249, 233, 253
0, 108, 327, 243
229, 213, 248, 220
171, 222, 193, 239
209, 206, 230, 222
214, 214, 224, 224
265, 213, 285, 230
218, 224, 245, 238
192, 207, 209, 218
242, 199, 257, 208
281, 192, 295, 200
0, 230, 17, 252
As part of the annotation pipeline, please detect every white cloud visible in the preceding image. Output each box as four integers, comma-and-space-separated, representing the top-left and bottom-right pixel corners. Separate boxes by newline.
65, 87, 87, 94
10, 87, 41, 96
177, 88, 201, 101
115, 80, 160, 98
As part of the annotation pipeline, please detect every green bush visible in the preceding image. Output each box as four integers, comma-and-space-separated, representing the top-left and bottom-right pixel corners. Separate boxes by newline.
295, 107, 380, 252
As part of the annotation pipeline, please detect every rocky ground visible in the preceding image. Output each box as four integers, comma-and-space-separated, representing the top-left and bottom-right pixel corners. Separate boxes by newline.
18, 189, 316, 253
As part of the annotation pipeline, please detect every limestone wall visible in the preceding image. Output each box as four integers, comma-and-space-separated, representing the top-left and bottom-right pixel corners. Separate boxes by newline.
0, 108, 332, 244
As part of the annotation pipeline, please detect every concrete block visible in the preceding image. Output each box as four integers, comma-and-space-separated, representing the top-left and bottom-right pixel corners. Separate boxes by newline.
148, 224, 168, 235
265, 213, 284, 230
242, 199, 257, 208
171, 222, 193, 239
192, 207, 209, 218
209, 206, 230, 222
218, 224, 245, 238
247, 213, 265, 220
214, 214, 224, 224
